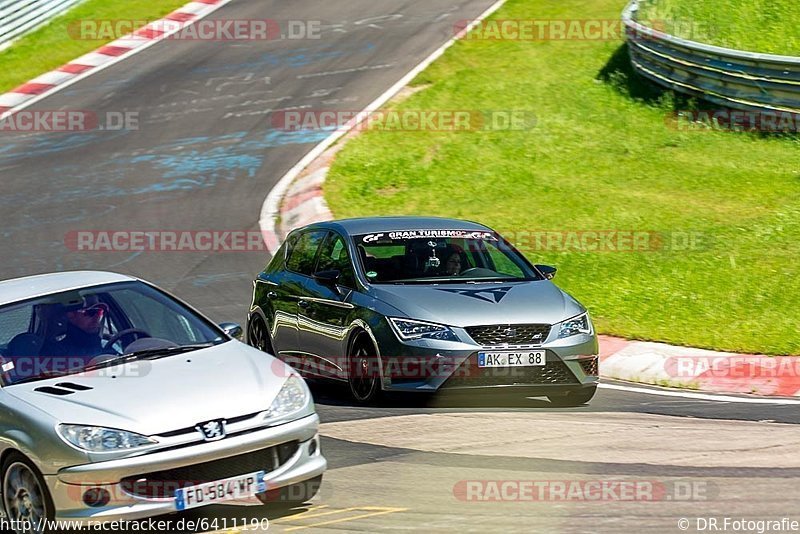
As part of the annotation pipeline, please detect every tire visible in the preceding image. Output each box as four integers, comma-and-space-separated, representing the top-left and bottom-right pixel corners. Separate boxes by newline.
256, 475, 322, 507
2, 452, 55, 534
347, 335, 381, 404
248, 315, 274, 354
548, 386, 597, 407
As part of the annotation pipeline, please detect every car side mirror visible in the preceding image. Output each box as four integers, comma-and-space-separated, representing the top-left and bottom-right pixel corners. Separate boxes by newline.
313, 269, 341, 285
535, 264, 557, 280
219, 322, 243, 340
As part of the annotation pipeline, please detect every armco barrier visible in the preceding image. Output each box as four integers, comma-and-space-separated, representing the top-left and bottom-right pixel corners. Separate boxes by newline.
0, 0, 84, 51
623, 0, 800, 113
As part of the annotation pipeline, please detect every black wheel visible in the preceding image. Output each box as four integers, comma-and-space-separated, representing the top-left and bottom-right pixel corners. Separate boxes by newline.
248, 316, 274, 354
348, 336, 381, 404
256, 475, 322, 507
548, 386, 597, 407
2, 453, 55, 534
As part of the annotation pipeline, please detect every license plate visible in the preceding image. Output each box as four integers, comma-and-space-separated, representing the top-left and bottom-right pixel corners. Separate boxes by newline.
174, 470, 266, 511
478, 350, 546, 368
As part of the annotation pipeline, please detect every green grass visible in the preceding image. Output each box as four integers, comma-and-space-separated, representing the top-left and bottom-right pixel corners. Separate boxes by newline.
325, 0, 800, 356
0, 0, 189, 93
637, 0, 800, 55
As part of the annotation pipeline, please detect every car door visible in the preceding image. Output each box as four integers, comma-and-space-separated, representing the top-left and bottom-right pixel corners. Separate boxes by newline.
297, 231, 358, 380
270, 229, 327, 359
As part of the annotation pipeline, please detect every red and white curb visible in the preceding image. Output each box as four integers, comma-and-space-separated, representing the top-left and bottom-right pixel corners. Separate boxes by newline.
0, 0, 233, 119
599, 335, 800, 397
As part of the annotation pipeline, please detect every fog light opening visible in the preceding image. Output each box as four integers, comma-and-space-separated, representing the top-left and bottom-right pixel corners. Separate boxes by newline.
308, 437, 318, 456
82, 488, 110, 508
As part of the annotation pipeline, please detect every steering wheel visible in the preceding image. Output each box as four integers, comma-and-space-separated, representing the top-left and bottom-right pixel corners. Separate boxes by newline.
103, 328, 151, 352
458, 267, 483, 277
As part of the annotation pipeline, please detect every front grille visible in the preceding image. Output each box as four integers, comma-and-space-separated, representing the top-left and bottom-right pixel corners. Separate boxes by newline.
156, 411, 263, 438
442, 355, 578, 388
465, 324, 551, 347
121, 442, 299, 499
579, 357, 599, 376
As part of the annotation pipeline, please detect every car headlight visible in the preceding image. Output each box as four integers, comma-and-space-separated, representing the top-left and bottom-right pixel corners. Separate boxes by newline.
389, 318, 458, 342
58, 425, 157, 452
269, 375, 308, 418
558, 312, 592, 339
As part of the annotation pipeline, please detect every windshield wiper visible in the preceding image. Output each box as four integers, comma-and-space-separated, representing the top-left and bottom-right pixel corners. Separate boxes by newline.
121, 342, 217, 360
7, 372, 73, 386
82, 343, 217, 372
6, 343, 219, 385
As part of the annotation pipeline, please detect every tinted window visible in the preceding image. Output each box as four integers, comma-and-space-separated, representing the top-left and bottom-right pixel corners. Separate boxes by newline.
317, 233, 357, 289
354, 230, 539, 283
0, 306, 31, 345
0, 281, 224, 385
286, 230, 327, 275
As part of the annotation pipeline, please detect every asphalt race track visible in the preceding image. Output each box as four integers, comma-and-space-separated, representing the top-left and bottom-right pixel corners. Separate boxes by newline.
1, 0, 497, 321
2, 1, 799, 532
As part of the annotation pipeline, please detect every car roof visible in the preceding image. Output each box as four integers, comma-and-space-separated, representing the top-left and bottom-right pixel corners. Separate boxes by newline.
0, 271, 136, 307
301, 216, 493, 236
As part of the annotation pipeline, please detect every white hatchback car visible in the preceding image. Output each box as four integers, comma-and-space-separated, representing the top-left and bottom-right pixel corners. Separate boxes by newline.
0, 271, 325, 531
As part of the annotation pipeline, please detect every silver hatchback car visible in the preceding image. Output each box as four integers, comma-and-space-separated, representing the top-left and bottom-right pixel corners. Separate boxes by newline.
248, 217, 599, 405
0, 271, 325, 531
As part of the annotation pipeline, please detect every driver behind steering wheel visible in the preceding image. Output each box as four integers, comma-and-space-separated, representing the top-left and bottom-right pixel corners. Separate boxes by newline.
443, 244, 466, 276
43, 295, 109, 359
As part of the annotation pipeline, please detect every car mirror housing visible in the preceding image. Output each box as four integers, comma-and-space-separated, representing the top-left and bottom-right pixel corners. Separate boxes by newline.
313, 269, 341, 285
535, 264, 557, 280
219, 322, 243, 340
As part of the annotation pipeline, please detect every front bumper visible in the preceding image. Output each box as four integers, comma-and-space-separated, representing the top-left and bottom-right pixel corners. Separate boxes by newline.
46, 414, 326, 523
376, 328, 599, 395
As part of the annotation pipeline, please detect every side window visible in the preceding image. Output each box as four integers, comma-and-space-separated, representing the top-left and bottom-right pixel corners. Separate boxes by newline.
0, 304, 33, 346
317, 233, 357, 289
263, 239, 289, 274
286, 230, 327, 276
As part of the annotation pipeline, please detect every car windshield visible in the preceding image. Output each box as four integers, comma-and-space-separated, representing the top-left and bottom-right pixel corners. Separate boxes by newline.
0, 281, 226, 386
354, 230, 540, 284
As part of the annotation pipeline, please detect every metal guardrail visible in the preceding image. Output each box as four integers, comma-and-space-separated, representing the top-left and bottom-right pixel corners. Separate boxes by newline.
623, 0, 800, 113
0, 0, 84, 51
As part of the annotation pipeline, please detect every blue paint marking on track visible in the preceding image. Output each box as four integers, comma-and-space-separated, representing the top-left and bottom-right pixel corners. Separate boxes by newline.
4, 128, 335, 206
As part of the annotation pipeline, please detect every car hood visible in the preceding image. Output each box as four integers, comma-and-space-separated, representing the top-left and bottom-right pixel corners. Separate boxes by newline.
5, 341, 293, 436
370, 280, 584, 327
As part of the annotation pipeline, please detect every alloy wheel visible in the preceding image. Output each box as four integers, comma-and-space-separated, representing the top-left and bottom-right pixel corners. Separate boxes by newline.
349, 342, 379, 403
4, 462, 46, 534
248, 317, 273, 353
